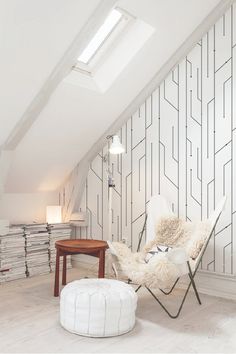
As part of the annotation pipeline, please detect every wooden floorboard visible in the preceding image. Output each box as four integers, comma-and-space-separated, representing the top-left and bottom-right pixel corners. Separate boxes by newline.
0, 268, 236, 353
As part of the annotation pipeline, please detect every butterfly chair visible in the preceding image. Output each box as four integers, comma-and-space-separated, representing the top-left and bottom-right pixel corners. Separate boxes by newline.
108, 195, 227, 319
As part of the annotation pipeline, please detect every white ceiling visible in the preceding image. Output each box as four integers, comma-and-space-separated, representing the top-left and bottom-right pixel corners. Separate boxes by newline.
1, 0, 221, 192
0, 0, 100, 146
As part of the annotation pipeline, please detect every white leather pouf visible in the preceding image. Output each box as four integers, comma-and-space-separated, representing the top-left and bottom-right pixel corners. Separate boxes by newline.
60, 278, 137, 337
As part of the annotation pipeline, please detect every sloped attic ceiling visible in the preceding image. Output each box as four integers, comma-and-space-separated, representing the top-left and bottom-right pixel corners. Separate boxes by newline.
0, 0, 100, 146
2, 0, 221, 193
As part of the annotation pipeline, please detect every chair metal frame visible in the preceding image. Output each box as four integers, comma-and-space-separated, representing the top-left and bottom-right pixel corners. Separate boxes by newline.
133, 212, 222, 319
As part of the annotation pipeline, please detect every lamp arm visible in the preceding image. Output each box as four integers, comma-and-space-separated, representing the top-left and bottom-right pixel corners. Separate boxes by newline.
103, 153, 115, 187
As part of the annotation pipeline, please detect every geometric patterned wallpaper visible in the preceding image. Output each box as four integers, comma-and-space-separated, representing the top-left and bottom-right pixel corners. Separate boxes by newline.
61, 5, 236, 276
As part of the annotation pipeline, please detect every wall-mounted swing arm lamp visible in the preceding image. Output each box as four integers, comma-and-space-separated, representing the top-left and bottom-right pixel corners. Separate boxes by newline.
103, 135, 125, 241
108, 135, 125, 155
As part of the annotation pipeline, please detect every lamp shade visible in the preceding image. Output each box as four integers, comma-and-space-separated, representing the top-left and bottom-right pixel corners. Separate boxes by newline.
46, 206, 62, 224
109, 135, 125, 154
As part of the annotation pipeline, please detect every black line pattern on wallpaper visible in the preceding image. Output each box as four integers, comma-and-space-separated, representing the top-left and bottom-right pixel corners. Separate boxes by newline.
61, 5, 236, 276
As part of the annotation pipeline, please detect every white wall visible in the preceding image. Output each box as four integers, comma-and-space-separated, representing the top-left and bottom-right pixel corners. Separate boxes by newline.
0, 192, 58, 224
62, 4, 236, 278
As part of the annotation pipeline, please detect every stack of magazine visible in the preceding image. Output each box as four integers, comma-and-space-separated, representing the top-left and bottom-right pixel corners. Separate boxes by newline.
48, 223, 72, 271
0, 222, 72, 282
25, 224, 50, 277
0, 226, 26, 283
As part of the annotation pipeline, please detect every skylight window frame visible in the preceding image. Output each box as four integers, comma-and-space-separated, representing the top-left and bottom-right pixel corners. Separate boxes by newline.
75, 7, 134, 75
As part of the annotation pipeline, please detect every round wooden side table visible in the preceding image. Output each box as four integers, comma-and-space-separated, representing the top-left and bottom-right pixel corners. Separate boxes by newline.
54, 239, 108, 297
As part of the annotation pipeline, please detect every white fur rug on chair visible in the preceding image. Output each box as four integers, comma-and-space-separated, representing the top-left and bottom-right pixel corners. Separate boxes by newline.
110, 216, 211, 289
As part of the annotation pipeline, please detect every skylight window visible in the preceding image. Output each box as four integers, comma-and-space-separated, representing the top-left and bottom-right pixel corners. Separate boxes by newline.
78, 9, 122, 64
69, 10, 155, 93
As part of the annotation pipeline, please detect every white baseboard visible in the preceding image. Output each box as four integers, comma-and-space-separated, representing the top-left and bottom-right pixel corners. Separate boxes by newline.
191, 271, 236, 301
72, 254, 236, 301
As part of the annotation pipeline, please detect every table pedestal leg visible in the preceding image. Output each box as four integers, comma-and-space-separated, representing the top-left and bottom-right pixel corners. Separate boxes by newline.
62, 255, 67, 285
54, 249, 60, 297
98, 249, 105, 278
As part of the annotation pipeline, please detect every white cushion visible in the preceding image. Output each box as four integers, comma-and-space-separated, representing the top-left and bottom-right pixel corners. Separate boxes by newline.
145, 245, 172, 263
60, 278, 137, 337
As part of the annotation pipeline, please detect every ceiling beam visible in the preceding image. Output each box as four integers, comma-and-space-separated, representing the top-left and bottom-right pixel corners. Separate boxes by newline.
61, 0, 235, 219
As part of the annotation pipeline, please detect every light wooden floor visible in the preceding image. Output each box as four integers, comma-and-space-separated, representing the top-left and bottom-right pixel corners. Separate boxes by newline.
1, 268, 236, 353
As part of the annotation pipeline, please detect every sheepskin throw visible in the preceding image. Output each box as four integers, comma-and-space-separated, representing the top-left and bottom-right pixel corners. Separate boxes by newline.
110, 242, 181, 289
144, 216, 212, 260
110, 217, 211, 289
